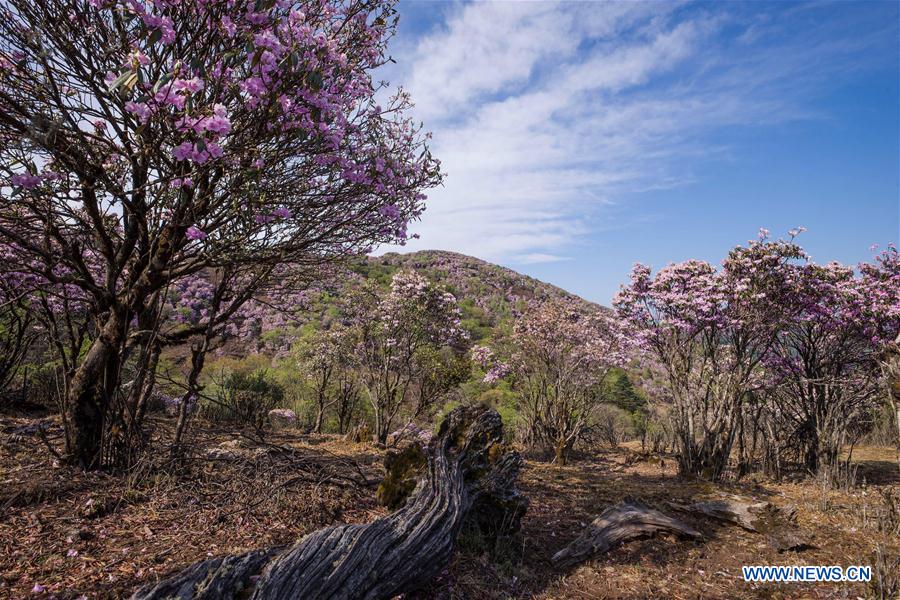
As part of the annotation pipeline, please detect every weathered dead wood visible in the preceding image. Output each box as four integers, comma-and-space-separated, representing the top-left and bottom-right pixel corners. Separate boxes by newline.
128, 548, 284, 599
551, 499, 702, 568
666, 497, 770, 531
131, 406, 527, 600
666, 497, 812, 553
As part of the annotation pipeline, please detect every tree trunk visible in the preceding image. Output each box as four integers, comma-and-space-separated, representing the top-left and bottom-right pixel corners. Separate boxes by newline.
131, 406, 527, 600
371, 400, 387, 444
881, 332, 900, 443
553, 436, 573, 466
64, 309, 126, 470
132, 343, 161, 428
314, 403, 324, 434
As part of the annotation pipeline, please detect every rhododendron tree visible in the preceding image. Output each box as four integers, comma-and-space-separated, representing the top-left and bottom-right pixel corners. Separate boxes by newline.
168, 269, 310, 356
296, 325, 355, 433
764, 245, 899, 478
470, 343, 511, 383
616, 231, 899, 481
0, 0, 441, 468
615, 231, 806, 480
508, 301, 630, 465
347, 270, 467, 443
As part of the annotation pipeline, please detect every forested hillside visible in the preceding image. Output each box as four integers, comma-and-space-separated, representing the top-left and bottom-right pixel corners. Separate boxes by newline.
150, 250, 636, 445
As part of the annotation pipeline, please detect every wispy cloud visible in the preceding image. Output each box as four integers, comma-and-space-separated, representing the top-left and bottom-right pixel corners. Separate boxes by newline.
377, 1, 894, 265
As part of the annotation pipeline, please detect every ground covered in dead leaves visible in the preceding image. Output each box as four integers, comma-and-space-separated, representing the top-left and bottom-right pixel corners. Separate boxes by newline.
1, 412, 897, 599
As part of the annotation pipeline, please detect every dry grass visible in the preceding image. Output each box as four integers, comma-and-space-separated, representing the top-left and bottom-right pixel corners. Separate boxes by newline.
1, 413, 897, 599
0, 414, 385, 599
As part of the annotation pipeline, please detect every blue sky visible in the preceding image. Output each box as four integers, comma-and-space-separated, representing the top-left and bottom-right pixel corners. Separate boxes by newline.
376, 0, 899, 304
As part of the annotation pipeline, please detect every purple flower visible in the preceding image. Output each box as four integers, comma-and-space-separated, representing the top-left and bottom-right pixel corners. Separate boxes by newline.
221, 16, 236, 36
186, 226, 207, 241
11, 174, 43, 189
207, 142, 224, 159
170, 177, 193, 189
173, 77, 204, 94
173, 142, 194, 161
125, 101, 152, 123
379, 204, 400, 220
204, 114, 231, 135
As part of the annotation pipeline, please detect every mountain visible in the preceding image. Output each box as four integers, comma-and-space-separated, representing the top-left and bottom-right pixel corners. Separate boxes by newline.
345, 250, 601, 342
208, 250, 603, 357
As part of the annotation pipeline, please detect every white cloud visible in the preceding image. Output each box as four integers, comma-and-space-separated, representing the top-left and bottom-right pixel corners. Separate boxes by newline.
377, 1, 890, 265
514, 253, 572, 265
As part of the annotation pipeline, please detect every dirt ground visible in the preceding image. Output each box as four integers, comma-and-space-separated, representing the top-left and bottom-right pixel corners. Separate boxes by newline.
1, 412, 897, 599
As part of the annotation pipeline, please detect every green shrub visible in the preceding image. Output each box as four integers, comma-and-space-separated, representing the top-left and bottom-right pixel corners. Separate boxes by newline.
201, 369, 284, 431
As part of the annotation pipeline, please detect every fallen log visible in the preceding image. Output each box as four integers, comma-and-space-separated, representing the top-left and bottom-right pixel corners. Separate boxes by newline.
551, 499, 702, 568
665, 497, 770, 532
666, 497, 812, 552
131, 406, 527, 600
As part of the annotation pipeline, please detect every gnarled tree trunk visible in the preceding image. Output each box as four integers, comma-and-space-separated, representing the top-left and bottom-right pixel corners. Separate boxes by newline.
64, 307, 128, 469
131, 406, 527, 600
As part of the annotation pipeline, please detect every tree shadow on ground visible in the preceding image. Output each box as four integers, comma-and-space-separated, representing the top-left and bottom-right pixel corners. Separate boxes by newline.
854, 460, 899, 485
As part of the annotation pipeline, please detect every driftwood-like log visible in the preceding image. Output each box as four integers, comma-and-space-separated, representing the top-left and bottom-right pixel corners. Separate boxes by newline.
551, 499, 702, 568
666, 497, 770, 532
131, 406, 527, 600
667, 497, 811, 552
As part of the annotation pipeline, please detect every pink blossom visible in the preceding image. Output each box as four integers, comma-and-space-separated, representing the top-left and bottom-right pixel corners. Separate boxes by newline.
221, 16, 237, 36
125, 101, 152, 123
245, 11, 269, 25
203, 115, 231, 135
172, 142, 194, 161
173, 78, 205, 94
127, 48, 150, 66
185, 226, 207, 241
170, 177, 193, 189
153, 83, 186, 109
206, 142, 224, 159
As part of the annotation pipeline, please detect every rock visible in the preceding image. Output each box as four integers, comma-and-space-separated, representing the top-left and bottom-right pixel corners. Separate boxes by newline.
385, 424, 433, 448
267, 409, 297, 429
